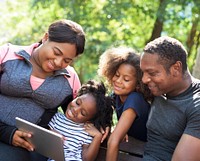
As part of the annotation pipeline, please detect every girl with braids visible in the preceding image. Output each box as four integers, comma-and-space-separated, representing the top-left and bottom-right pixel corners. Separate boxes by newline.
98, 47, 153, 161
48, 80, 113, 161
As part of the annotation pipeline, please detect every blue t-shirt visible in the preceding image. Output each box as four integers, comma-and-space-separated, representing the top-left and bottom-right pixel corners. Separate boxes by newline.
115, 92, 150, 141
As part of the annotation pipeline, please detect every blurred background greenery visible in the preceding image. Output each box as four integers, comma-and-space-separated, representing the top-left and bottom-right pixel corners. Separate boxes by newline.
0, 0, 200, 83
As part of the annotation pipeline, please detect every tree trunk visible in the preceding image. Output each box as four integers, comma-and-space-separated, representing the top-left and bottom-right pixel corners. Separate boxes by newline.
186, 16, 199, 57
192, 47, 200, 79
146, 0, 168, 44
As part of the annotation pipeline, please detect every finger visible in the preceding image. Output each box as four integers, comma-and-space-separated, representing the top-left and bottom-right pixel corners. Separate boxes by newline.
100, 127, 105, 134
125, 135, 129, 142
62, 136, 67, 141
101, 127, 109, 143
21, 138, 34, 151
13, 130, 34, 151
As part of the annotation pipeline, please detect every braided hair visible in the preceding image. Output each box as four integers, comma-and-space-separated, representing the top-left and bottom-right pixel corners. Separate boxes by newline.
77, 80, 114, 131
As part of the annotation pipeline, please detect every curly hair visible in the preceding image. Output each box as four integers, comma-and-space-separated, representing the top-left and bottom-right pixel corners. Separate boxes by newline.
98, 47, 153, 102
77, 80, 114, 131
143, 36, 188, 73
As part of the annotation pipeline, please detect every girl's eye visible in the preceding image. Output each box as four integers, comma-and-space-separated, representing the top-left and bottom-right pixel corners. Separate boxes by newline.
64, 59, 71, 64
81, 111, 86, 117
76, 99, 80, 105
54, 52, 60, 56
124, 79, 130, 82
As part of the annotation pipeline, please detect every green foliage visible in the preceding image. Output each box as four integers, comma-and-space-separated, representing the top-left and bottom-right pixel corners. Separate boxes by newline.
0, 0, 199, 82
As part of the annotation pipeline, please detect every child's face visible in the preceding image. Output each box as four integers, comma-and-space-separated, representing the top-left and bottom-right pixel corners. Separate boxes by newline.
112, 63, 137, 102
65, 94, 97, 123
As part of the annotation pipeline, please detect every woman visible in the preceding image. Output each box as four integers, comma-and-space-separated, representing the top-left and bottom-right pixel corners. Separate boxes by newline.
0, 19, 85, 161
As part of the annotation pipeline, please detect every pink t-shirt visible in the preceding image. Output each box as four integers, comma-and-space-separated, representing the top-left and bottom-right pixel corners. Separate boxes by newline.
30, 66, 81, 98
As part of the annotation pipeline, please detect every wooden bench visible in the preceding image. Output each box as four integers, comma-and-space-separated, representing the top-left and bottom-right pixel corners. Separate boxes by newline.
96, 136, 146, 161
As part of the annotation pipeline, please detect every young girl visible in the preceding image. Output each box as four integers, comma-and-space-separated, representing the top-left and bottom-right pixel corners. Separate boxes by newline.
48, 80, 113, 161
98, 47, 152, 161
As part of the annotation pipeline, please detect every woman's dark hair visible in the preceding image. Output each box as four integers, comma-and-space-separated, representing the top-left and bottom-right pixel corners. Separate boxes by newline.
40, 19, 85, 56
77, 80, 114, 131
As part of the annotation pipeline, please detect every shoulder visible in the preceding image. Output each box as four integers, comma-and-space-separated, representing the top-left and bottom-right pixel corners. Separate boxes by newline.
1, 43, 30, 54
0, 43, 38, 63
66, 66, 81, 98
66, 66, 78, 76
191, 78, 200, 91
124, 92, 150, 110
0, 43, 22, 63
127, 92, 147, 103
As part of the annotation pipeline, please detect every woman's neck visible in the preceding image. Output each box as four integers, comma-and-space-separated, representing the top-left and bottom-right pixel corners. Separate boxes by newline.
30, 48, 53, 78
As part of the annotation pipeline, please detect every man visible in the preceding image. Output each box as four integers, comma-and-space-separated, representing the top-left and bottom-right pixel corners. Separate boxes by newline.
140, 36, 200, 161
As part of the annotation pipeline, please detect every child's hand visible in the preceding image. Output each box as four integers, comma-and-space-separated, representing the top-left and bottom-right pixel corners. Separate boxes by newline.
100, 126, 110, 143
84, 123, 102, 138
122, 134, 129, 142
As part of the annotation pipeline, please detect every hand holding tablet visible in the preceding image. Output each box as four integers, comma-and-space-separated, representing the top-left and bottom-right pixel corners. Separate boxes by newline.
15, 117, 65, 161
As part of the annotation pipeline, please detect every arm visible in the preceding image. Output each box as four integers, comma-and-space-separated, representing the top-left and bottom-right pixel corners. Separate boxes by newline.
82, 123, 103, 161
106, 108, 137, 161
172, 134, 200, 161
0, 121, 17, 144
0, 121, 34, 151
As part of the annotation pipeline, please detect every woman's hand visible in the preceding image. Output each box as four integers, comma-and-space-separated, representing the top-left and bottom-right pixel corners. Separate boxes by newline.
12, 130, 34, 151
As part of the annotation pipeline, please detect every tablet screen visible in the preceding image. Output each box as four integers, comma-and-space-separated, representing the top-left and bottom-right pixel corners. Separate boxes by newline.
15, 117, 65, 161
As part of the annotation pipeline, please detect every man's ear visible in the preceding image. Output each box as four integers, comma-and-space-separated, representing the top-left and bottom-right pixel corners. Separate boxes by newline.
171, 61, 182, 77
41, 32, 49, 43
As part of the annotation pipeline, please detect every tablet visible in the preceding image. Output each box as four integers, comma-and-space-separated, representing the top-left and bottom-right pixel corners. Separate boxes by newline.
15, 117, 65, 161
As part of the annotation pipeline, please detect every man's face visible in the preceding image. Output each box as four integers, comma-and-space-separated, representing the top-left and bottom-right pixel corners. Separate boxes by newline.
140, 53, 175, 96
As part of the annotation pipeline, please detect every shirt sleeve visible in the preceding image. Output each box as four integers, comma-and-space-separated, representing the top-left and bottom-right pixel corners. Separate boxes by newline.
0, 44, 26, 144
0, 43, 10, 64
84, 134, 93, 145
184, 100, 200, 139
0, 121, 17, 145
123, 92, 148, 117
66, 66, 81, 98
